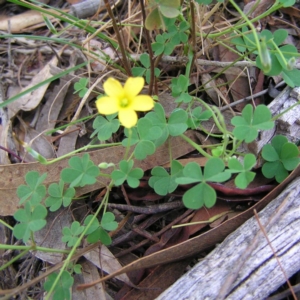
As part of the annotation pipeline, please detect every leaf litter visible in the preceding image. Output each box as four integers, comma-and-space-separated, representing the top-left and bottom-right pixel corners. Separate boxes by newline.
0, 0, 300, 299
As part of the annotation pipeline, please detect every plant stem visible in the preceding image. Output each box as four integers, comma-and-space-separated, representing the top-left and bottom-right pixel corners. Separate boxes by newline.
0, 244, 70, 253
0, 219, 13, 231
139, 0, 156, 95
124, 128, 132, 161
42, 142, 121, 165
103, 0, 132, 76
180, 134, 211, 158
44, 181, 113, 300
0, 249, 29, 271
203, 1, 283, 39
228, 0, 262, 63
272, 100, 300, 121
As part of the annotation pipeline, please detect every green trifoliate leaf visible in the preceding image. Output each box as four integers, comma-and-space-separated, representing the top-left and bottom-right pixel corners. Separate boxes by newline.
228, 154, 256, 189
101, 212, 118, 231
45, 180, 75, 212
13, 202, 47, 242
90, 114, 120, 141
17, 171, 47, 205
74, 78, 88, 97
149, 160, 183, 195
44, 271, 74, 300
176, 158, 231, 210
111, 160, 143, 188
61, 153, 100, 188
62, 221, 85, 247
231, 104, 274, 142
262, 135, 300, 183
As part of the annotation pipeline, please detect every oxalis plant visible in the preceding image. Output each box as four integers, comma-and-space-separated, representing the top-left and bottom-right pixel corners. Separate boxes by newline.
1, 0, 300, 298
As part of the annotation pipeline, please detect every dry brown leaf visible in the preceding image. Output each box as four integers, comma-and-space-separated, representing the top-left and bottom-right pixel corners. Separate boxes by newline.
84, 246, 131, 284
56, 125, 79, 157
8, 54, 61, 118
33, 209, 72, 264
183, 202, 231, 237
73, 260, 110, 300
217, 44, 251, 111
0, 132, 196, 216
35, 79, 72, 132
15, 118, 56, 162
0, 83, 17, 165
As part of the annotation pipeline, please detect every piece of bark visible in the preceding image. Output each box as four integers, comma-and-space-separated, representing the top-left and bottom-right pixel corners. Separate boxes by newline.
69, 0, 104, 19
156, 177, 300, 300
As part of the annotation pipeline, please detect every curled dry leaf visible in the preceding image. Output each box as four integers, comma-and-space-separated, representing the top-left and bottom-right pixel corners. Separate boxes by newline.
8, 54, 61, 118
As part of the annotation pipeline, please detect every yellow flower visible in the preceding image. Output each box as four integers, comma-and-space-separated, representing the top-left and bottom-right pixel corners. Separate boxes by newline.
96, 77, 154, 128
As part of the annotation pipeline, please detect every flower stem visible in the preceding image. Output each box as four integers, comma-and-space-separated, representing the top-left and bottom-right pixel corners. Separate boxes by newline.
180, 134, 211, 158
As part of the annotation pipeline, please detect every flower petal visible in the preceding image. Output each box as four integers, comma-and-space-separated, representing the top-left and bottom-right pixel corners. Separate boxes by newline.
103, 78, 124, 98
96, 96, 119, 115
124, 77, 144, 98
118, 109, 138, 128
131, 95, 154, 111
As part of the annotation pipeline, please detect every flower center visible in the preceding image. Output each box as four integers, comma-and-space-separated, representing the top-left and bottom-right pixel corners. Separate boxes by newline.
120, 98, 129, 108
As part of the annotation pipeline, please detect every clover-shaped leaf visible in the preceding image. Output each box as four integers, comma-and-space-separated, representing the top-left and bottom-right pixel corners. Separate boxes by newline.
74, 78, 88, 98
111, 160, 143, 188
83, 214, 114, 245
122, 118, 162, 160
281, 69, 300, 88
151, 33, 176, 56
256, 52, 282, 76
231, 104, 274, 143
61, 153, 100, 188
232, 26, 297, 87
13, 202, 47, 243
45, 180, 75, 212
90, 114, 120, 141
166, 20, 190, 45
84, 215, 100, 235
149, 160, 183, 195
87, 227, 112, 245
44, 271, 74, 300
273, 29, 288, 46
187, 107, 212, 129
134, 140, 156, 160
228, 154, 256, 189
17, 171, 47, 205
83, 214, 115, 245
145, 0, 180, 31
145, 103, 188, 146
62, 221, 85, 247
279, 0, 295, 7
132, 54, 160, 84
176, 158, 231, 209
171, 75, 192, 103
168, 109, 188, 136
101, 212, 118, 231
275, 44, 298, 70
84, 215, 101, 244
262, 135, 300, 183
195, 0, 224, 6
